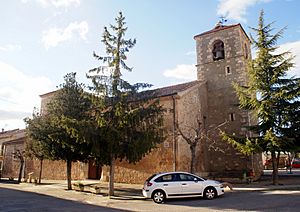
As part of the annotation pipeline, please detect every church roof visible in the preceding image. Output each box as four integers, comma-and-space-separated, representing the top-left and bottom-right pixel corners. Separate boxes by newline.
193, 23, 250, 41
142, 80, 200, 98
39, 90, 59, 98
39, 81, 200, 103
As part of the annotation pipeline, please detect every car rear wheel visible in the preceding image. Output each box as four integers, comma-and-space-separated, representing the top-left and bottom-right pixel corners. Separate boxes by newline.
204, 187, 217, 200
152, 190, 165, 204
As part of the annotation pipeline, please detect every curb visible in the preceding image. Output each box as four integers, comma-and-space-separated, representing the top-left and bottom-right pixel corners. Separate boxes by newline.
233, 185, 300, 192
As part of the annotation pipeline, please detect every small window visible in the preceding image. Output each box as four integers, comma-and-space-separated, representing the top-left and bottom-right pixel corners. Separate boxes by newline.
163, 141, 170, 148
0, 145, 4, 156
229, 113, 235, 121
225, 66, 231, 75
212, 40, 225, 61
244, 43, 248, 59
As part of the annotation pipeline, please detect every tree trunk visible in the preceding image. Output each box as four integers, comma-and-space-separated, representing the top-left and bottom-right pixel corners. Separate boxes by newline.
271, 151, 279, 185
66, 160, 72, 190
190, 144, 196, 174
108, 157, 115, 197
38, 159, 43, 184
18, 160, 24, 183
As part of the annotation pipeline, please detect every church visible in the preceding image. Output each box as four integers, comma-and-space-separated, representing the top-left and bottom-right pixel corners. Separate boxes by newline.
104, 22, 263, 183
1, 23, 263, 183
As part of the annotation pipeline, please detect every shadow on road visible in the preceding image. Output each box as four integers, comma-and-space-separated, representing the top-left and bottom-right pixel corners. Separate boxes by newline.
0, 179, 19, 184
163, 189, 300, 211
0, 187, 124, 211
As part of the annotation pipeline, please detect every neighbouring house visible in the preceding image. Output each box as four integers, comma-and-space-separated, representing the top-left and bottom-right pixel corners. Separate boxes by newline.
2, 23, 263, 183
0, 128, 94, 181
0, 129, 26, 179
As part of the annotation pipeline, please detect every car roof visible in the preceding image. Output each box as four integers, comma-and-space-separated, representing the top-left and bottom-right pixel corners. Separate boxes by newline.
155, 171, 199, 176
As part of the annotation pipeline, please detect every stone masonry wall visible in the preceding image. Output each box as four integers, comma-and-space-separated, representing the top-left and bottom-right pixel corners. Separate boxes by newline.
2, 139, 88, 181
25, 159, 87, 181
195, 25, 263, 177
175, 83, 207, 175
2, 141, 24, 178
108, 96, 177, 184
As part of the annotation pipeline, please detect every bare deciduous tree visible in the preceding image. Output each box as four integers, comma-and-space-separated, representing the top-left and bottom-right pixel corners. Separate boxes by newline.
13, 149, 25, 183
177, 117, 228, 174
177, 118, 203, 174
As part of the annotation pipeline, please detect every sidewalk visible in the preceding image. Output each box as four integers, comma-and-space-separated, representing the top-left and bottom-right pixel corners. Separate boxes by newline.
232, 169, 300, 191
1, 173, 299, 196
0, 178, 145, 200
0, 171, 299, 208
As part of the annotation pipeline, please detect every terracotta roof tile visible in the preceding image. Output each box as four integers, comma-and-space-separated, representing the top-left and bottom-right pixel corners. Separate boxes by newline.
194, 23, 250, 41
142, 80, 200, 98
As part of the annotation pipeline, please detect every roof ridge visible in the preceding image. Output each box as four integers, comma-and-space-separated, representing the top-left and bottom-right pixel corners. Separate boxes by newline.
194, 23, 241, 39
142, 80, 200, 98
154, 80, 198, 90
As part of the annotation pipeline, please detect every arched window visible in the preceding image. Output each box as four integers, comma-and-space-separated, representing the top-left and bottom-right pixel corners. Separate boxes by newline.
212, 40, 225, 60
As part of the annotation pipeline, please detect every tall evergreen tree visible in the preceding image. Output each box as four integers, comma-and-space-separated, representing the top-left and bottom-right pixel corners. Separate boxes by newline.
25, 108, 52, 184
223, 10, 300, 185
25, 73, 93, 190
87, 12, 164, 196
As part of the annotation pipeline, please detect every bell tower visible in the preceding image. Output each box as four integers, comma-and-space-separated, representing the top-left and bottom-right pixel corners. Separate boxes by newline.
194, 23, 261, 176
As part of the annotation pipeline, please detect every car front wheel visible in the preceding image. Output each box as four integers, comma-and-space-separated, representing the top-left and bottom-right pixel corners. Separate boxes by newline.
204, 187, 217, 200
152, 190, 165, 204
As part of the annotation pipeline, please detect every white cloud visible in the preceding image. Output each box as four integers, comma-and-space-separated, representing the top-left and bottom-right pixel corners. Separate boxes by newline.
0, 44, 22, 52
185, 51, 196, 56
278, 40, 300, 77
163, 64, 196, 80
39, 0, 80, 8
217, 0, 271, 23
41, 21, 88, 50
22, 0, 80, 9
0, 61, 53, 130
0, 119, 27, 131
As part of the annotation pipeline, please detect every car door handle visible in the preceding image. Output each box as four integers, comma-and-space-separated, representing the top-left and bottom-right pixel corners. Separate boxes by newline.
182, 183, 187, 185
163, 184, 168, 186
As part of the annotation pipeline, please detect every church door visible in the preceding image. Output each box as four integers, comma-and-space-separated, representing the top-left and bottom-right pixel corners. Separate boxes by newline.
88, 160, 102, 179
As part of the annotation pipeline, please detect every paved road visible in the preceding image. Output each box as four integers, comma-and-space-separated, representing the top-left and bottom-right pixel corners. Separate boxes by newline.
1, 173, 300, 212
1, 186, 300, 211
158, 190, 300, 211
0, 187, 122, 212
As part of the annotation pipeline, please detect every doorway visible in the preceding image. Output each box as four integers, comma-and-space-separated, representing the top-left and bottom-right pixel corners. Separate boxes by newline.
88, 160, 102, 179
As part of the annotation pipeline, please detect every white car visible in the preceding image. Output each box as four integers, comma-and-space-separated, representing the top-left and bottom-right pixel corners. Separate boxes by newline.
142, 172, 224, 203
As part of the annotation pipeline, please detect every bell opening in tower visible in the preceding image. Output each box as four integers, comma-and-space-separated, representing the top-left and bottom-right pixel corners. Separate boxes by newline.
212, 40, 225, 60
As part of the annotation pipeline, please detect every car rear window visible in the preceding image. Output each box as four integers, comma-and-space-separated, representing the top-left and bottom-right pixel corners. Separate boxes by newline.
154, 174, 174, 182
145, 174, 157, 182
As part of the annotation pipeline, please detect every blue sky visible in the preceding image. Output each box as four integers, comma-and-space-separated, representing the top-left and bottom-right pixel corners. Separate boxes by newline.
1, 0, 300, 130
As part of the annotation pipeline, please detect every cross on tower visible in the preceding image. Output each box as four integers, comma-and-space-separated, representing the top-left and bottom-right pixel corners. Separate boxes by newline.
218, 16, 227, 26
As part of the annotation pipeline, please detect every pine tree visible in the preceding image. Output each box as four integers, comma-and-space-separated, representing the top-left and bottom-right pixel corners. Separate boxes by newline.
223, 10, 300, 185
25, 73, 93, 190
87, 12, 164, 196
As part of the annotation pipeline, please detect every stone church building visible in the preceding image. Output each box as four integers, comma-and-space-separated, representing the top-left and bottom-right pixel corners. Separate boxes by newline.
1, 23, 263, 183
108, 23, 263, 183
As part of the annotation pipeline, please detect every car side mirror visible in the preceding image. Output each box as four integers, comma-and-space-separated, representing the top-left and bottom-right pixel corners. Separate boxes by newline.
194, 178, 198, 182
